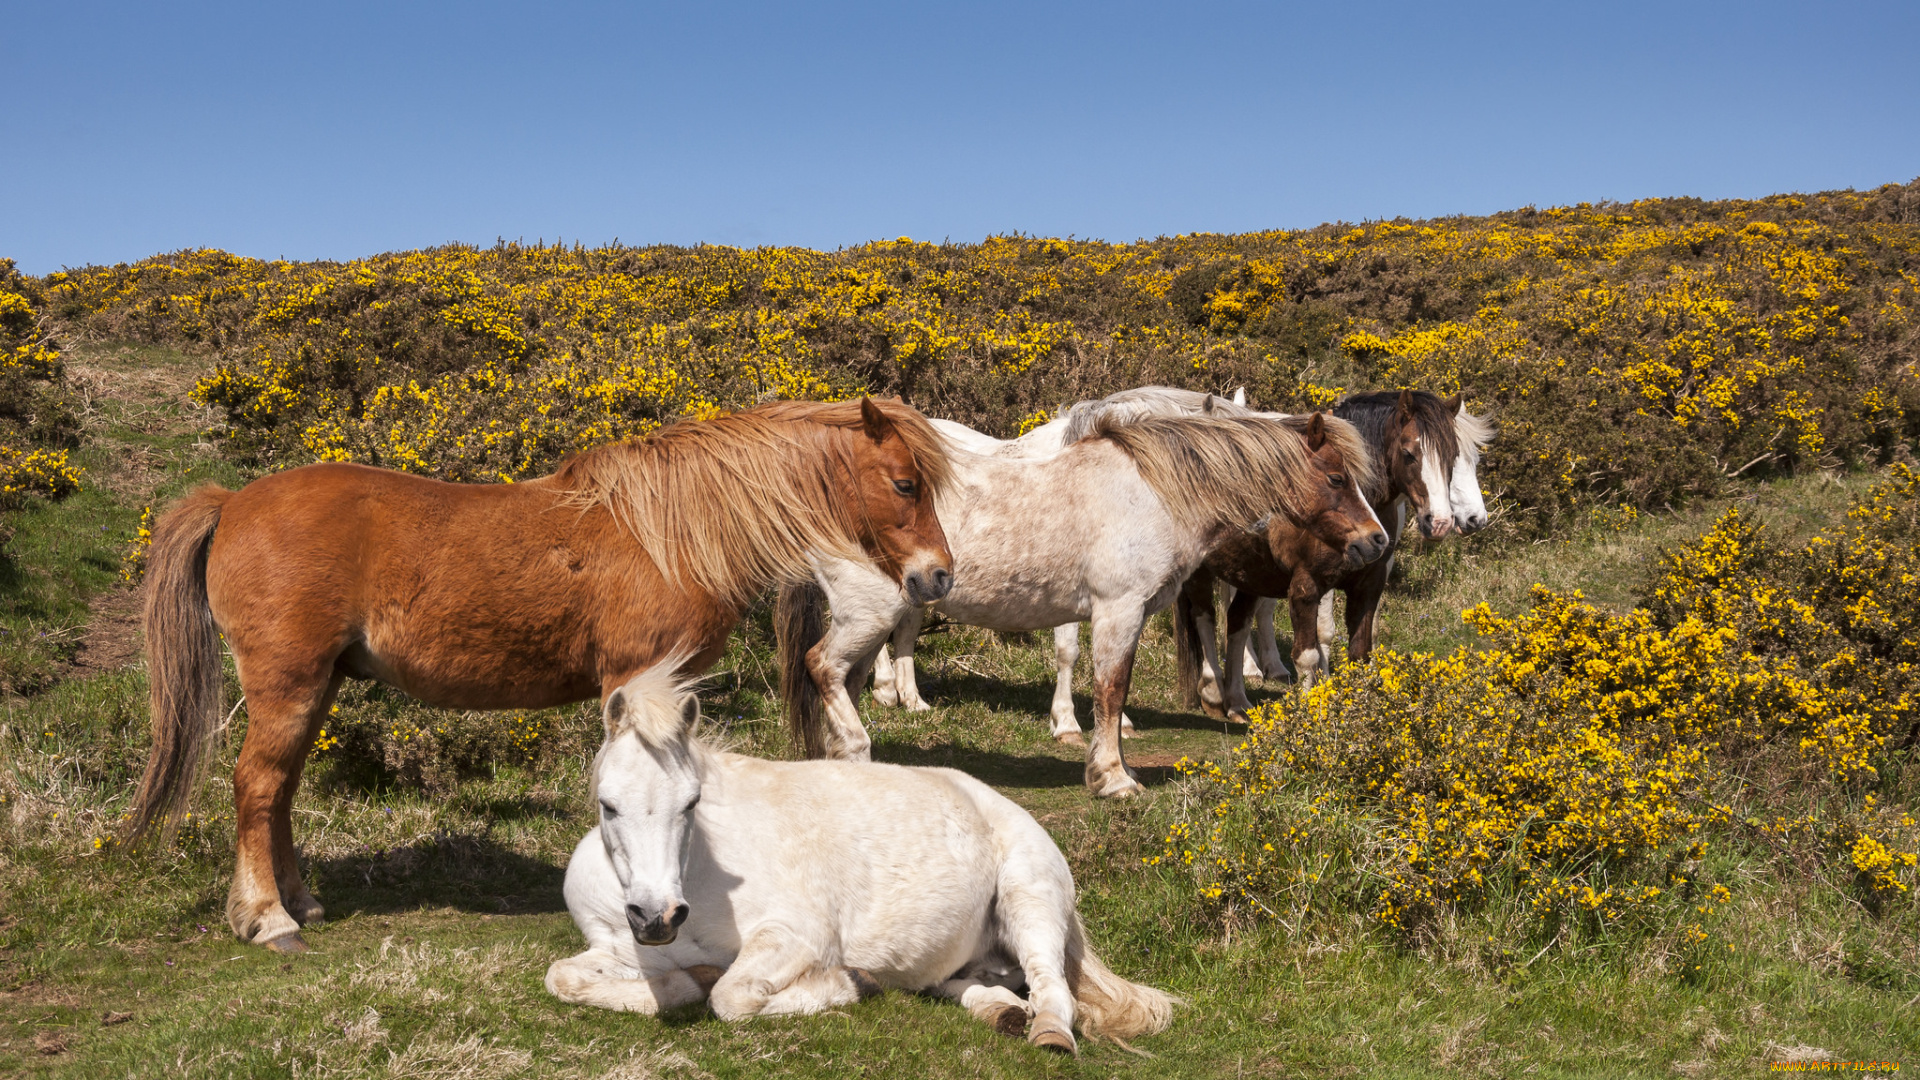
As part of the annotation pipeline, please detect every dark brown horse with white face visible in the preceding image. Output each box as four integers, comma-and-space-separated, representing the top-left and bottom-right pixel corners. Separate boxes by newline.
1176, 390, 1494, 718
127, 398, 954, 953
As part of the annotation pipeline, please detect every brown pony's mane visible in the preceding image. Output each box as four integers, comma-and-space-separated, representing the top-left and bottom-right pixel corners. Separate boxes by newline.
555, 398, 953, 607
1090, 412, 1377, 534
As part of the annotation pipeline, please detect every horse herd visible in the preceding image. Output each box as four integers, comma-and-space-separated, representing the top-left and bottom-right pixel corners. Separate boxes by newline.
123, 387, 1491, 1053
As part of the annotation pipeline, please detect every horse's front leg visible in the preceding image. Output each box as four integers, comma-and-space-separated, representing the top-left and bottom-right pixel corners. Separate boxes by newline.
877, 608, 932, 712
1343, 554, 1393, 665
1048, 624, 1085, 743
806, 605, 898, 761
1083, 603, 1146, 799
1251, 597, 1288, 682
1290, 587, 1331, 693
709, 924, 878, 1019
1220, 590, 1262, 721
545, 949, 715, 1014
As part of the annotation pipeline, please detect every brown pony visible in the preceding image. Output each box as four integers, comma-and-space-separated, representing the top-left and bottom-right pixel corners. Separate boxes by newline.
1175, 390, 1480, 716
127, 397, 954, 952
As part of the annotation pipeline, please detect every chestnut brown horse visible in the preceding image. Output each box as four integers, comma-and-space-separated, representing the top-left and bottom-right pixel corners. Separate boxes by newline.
127, 397, 954, 952
1175, 390, 1492, 716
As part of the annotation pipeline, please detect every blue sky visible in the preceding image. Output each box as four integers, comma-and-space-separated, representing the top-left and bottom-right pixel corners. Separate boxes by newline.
4, 1, 1916, 274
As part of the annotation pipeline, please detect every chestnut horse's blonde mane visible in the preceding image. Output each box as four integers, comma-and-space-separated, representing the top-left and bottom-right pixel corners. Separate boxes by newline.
1091, 412, 1377, 534
555, 398, 953, 608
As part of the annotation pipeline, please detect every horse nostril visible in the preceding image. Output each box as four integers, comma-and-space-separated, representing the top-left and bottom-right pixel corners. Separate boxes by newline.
626, 904, 648, 934
931, 567, 952, 591
668, 903, 689, 928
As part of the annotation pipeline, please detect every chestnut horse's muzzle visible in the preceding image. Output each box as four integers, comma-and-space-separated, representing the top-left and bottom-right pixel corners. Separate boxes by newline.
903, 566, 953, 605
1345, 529, 1390, 569
627, 901, 689, 946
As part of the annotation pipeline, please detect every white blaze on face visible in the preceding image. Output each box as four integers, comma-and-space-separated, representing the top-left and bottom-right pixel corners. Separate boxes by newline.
595, 732, 700, 938
1449, 445, 1489, 532
1418, 436, 1456, 538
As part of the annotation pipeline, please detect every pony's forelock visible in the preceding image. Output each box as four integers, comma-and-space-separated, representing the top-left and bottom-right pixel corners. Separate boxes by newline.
1455, 406, 1496, 465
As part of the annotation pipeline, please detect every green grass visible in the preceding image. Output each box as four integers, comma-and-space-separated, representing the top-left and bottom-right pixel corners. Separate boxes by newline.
1, 343, 1914, 1077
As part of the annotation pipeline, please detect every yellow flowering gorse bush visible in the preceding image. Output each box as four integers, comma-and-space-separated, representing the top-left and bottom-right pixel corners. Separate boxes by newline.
37, 182, 1920, 532
1161, 467, 1920, 941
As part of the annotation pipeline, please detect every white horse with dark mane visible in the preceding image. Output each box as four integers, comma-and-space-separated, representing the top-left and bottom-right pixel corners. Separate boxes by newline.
869, 387, 1281, 728
547, 665, 1176, 1054
780, 405, 1386, 797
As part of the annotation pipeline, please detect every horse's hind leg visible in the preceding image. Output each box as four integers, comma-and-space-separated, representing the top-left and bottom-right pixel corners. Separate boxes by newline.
935, 967, 1031, 1037
992, 866, 1079, 1053
228, 667, 342, 950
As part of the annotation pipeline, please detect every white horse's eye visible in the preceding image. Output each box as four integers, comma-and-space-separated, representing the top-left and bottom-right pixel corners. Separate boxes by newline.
685, 795, 700, 812
600, 801, 618, 818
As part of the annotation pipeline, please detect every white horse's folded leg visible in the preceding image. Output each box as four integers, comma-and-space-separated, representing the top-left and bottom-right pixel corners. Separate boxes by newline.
1253, 597, 1288, 682
1048, 624, 1085, 744
709, 923, 837, 1020
545, 949, 707, 1015
870, 641, 899, 707
888, 609, 932, 712
936, 979, 1031, 1037
993, 869, 1078, 1053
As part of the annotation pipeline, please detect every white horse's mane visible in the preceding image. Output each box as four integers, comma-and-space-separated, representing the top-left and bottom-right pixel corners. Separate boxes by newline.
1057, 386, 1253, 445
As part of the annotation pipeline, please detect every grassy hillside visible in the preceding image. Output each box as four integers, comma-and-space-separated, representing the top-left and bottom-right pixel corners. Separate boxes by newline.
3, 184, 1918, 1076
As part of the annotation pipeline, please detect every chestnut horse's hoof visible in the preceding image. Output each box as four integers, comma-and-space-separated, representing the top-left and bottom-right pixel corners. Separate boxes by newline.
1227, 710, 1251, 725
1029, 1013, 1077, 1054
262, 932, 309, 954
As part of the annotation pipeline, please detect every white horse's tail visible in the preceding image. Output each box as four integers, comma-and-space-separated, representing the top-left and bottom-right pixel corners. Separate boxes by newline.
1066, 913, 1178, 1043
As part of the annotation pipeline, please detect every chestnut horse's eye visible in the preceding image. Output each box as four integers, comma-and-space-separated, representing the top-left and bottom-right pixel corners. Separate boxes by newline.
1329, 474, 1347, 488
892, 478, 917, 497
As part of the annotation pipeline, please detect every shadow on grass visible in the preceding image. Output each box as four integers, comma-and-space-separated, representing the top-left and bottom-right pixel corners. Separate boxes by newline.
913, 670, 1250, 736
308, 832, 567, 918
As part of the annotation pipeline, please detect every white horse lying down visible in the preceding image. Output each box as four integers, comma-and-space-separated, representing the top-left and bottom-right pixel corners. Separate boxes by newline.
546, 665, 1177, 1054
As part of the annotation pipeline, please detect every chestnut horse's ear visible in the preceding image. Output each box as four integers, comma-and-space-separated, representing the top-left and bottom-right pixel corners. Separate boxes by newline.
1307, 411, 1328, 452
1396, 388, 1415, 422
1445, 391, 1464, 415
679, 694, 699, 732
603, 687, 628, 736
860, 396, 896, 445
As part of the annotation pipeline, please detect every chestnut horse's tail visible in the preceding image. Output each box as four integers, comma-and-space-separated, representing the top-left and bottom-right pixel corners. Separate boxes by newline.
775, 579, 829, 758
1172, 571, 1211, 710
127, 486, 231, 844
